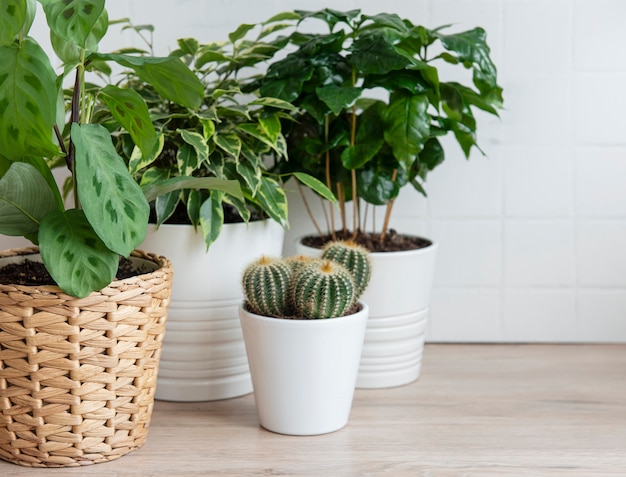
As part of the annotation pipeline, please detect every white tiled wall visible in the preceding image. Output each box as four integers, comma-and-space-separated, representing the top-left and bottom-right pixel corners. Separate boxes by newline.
7, 0, 625, 342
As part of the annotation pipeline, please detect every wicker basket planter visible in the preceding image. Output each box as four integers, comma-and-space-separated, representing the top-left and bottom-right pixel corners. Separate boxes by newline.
0, 247, 173, 467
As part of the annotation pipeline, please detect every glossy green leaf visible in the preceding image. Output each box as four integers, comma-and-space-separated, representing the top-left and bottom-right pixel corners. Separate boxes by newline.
72, 123, 149, 256
315, 86, 362, 115
382, 92, 430, 167
0, 39, 59, 160
0, 162, 60, 236
340, 141, 383, 170
349, 33, 410, 74
42, 0, 106, 48
100, 84, 157, 159
38, 209, 119, 298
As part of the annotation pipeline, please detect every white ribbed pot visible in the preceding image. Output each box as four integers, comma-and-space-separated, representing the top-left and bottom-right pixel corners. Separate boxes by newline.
239, 303, 368, 436
296, 236, 438, 389
140, 219, 284, 401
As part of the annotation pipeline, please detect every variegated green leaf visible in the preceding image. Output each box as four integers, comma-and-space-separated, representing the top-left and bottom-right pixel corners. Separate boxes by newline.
200, 191, 224, 249
292, 172, 337, 204
254, 176, 288, 226
214, 133, 242, 158
38, 208, 119, 298
180, 129, 209, 163
128, 133, 164, 175
72, 123, 149, 256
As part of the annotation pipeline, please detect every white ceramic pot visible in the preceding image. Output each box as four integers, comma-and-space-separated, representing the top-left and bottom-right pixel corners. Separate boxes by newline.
296, 236, 438, 389
140, 219, 284, 401
239, 303, 369, 436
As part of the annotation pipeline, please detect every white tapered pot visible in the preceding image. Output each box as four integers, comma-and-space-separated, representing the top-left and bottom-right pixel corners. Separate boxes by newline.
296, 236, 438, 389
239, 303, 369, 436
140, 219, 284, 401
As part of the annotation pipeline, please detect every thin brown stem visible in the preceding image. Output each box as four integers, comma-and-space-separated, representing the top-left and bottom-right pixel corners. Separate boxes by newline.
324, 117, 336, 240
350, 70, 358, 239
296, 180, 324, 238
379, 169, 398, 243
337, 182, 346, 235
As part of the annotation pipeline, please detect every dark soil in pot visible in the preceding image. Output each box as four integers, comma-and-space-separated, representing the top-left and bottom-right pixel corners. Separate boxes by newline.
150, 202, 265, 225
0, 256, 143, 287
301, 229, 432, 253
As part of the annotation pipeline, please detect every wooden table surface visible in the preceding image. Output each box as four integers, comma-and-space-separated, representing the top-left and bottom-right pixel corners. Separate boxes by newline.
2, 344, 625, 476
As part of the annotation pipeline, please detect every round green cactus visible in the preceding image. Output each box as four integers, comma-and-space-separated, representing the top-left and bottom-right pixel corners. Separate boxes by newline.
291, 259, 356, 319
321, 240, 372, 298
242, 256, 292, 317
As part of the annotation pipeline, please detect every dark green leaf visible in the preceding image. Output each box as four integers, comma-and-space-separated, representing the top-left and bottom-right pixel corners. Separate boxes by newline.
72, 123, 149, 256
38, 209, 119, 298
315, 86, 362, 115
349, 33, 411, 74
357, 168, 399, 205
382, 93, 430, 167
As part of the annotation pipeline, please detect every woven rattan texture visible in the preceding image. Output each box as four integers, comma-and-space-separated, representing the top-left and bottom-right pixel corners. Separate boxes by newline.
0, 248, 172, 467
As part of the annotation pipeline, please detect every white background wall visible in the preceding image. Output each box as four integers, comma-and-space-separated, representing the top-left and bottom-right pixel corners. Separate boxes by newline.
8, 0, 626, 343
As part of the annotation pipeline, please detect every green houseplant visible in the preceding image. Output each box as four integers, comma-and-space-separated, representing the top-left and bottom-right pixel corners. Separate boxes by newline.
96, 19, 329, 402
251, 9, 503, 389
102, 21, 301, 246
239, 240, 371, 435
0, 0, 239, 298
0, 0, 237, 467
255, 9, 503, 246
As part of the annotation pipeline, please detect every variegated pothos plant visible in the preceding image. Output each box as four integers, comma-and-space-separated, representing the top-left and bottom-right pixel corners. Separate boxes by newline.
100, 18, 335, 248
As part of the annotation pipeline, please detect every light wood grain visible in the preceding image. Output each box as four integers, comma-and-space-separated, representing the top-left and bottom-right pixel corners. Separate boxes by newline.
2, 344, 625, 476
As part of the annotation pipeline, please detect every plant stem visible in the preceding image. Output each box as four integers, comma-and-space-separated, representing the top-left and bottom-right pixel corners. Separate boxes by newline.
337, 182, 346, 235
296, 179, 323, 238
379, 169, 398, 243
324, 116, 336, 240
350, 69, 358, 239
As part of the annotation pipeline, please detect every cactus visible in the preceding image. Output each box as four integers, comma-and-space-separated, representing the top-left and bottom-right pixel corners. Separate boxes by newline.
321, 240, 372, 298
291, 259, 356, 319
242, 256, 291, 317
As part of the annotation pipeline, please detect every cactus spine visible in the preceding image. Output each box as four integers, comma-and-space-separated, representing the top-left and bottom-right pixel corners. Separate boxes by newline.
321, 240, 372, 298
291, 259, 355, 319
242, 256, 291, 317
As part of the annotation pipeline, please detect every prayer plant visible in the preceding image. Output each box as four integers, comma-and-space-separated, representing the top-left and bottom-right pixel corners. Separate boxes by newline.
0, 0, 240, 297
